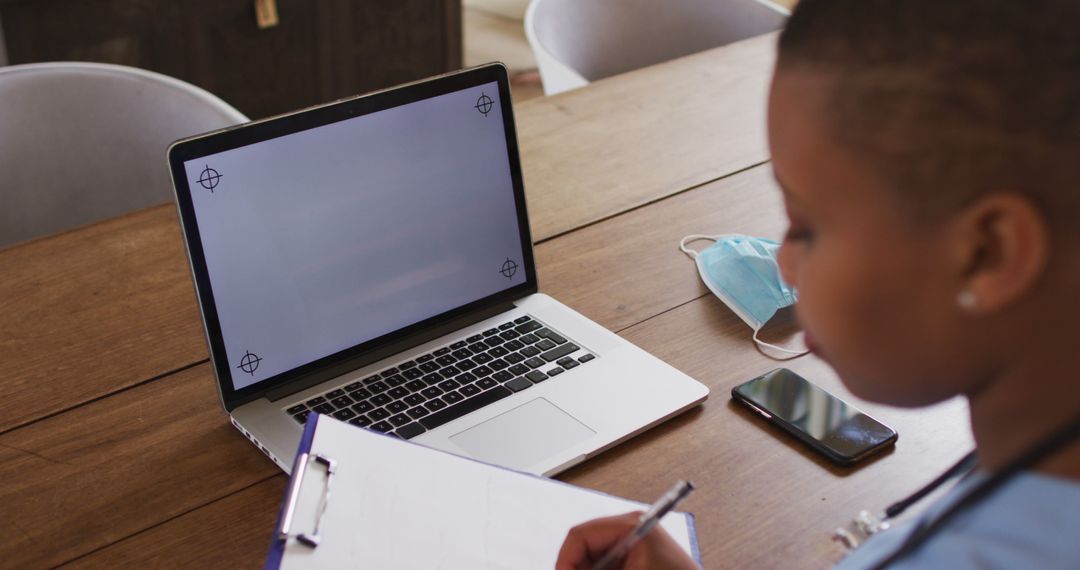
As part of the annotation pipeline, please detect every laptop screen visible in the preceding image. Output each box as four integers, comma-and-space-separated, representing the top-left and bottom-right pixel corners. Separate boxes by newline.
179, 79, 528, 391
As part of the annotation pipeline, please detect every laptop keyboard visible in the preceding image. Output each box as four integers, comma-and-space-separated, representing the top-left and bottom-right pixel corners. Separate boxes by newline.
284, 315, 596, 440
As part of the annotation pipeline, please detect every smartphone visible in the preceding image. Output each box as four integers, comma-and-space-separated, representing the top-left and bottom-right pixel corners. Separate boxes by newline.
731, 368, 897, 466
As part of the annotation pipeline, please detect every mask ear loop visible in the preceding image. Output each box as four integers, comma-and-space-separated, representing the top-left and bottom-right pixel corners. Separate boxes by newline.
678, 235, 721, 259
752, 328, 811, 360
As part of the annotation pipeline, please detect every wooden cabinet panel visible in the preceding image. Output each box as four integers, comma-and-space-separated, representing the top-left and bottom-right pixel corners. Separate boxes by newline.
0, 0, 462, 119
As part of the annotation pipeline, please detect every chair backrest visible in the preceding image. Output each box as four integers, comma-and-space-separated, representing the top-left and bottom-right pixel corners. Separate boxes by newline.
525, 0, 789, 95
0, 62, 248, 247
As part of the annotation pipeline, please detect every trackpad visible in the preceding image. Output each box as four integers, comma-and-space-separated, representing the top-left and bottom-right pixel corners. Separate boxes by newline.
450, 398, 595, 471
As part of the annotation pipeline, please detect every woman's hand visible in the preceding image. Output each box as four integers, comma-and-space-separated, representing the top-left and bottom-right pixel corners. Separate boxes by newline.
555, 512, 701, 570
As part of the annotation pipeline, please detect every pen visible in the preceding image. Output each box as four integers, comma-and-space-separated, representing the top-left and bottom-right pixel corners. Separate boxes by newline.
590, 480, 695, 570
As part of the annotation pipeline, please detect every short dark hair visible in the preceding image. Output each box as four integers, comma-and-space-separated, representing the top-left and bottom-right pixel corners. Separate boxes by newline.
777, 0, 1080, 228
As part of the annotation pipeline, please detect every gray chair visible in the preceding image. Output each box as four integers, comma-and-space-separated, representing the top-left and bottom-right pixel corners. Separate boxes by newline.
525, 0, 789, 95
0, 62, 248, 247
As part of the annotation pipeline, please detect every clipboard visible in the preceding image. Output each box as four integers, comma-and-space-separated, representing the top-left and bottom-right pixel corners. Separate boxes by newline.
266, 414, 701, 569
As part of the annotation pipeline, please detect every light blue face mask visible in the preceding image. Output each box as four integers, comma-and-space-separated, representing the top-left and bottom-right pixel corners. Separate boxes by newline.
679, 234, 808, 357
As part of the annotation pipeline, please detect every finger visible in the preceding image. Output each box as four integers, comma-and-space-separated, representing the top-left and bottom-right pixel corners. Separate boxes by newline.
555, 512, 643, 569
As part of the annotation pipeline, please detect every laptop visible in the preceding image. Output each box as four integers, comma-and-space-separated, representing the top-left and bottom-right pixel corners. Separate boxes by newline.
168, 64, 709, 476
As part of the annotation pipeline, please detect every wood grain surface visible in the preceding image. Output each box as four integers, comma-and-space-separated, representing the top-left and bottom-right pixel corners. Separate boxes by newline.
517, 33, 776, 241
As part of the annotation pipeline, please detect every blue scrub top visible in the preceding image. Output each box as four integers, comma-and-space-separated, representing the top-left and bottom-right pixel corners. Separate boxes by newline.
835, 470, 1080, 569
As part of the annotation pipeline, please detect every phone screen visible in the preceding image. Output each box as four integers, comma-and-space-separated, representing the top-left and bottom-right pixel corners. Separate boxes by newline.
733, 368, 897, 463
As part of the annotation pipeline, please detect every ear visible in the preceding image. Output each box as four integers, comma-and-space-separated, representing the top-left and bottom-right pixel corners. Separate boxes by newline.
949, 193, 1050, 315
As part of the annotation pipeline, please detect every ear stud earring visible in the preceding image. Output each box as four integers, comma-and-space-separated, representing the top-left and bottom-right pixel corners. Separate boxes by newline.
957, 291, 977, 311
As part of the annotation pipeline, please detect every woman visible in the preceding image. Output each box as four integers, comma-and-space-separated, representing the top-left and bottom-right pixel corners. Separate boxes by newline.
556, 0, 1080, 568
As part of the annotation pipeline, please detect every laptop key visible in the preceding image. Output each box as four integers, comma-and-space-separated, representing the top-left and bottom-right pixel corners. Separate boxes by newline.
419, 386, 513, 430
421, 386, 444, 399
388, 387, 409, 400
368, 381, 390, 394
547, 333, 568, 345
473, 365, 494, 377
287, 404, 307, 415
525, 370, 548, 383
506, 377, 533, 392
451, 349, 472, 360
456, 358, 477, 371
368, 408, 390, 420
535, 339, 557, 351
547, 367, 565, 377
326, 389, 345, 399
404, 393, 426, 406
504, 353, 525, 364
305, 396, 327, 407
333, 408, 357, 421
384, 374, 406, 387
542, 343, 581, 363
514, 320, 543, 334
380, 367, 400, 377
403, 368, 424, 380
514, 316, 532, 324
460, 384, 481, 397
504, 339, 524, 351
525, 357, 546, 369
488, 346, 509, 357
434, 347, 451, 356
416, 354, 434, 363
520, 346, 541, 358
348, 387, 372, 400
352, 401, 374, 414
493, 371, 514, 383
370, 421, 393, 433
349, 416, 372, 428
344, 381, 363, 391
438, 379, 461, 391
293, 411, 310, 423
405, 379, 426, 392
509, 364, 530, 376
485, 336, 505, 347
397, 422, 426, 439
563, 360, 580, 369
419, 361, 440, 373
313, 403, 335, 414
499, 330, 520, 340
473, 352, 493, 364
441, 365, 461, 377
467, 334, 484, 343
331, 395, 354, 408
450, 340, 468, 350
557, 357, 576, 367
455, 372, 477, 385
534, 327, 555, 338
477, 377, 498, 390
488, 359, 509, 371
424, 398, 448, 412
579, 354, 596, 363
399, 360, 417, 370
498, 322, 515, 330
371, 394, 392, 406
388, 413, 411, 427
519, 333, 540, 344
482, 328, 499, 337
362, 375, 381, 385
435, 355, 457, 366
441, 391, 465, 404
407, 406, 430, 419
422, 373, 442, 386
469, 342, 489, 354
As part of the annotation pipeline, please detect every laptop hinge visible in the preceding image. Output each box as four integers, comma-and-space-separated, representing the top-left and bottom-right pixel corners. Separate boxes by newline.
263, 301, 518, 402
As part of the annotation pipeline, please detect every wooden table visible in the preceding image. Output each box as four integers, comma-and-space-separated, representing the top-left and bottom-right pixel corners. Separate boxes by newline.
0, 33, 972, 569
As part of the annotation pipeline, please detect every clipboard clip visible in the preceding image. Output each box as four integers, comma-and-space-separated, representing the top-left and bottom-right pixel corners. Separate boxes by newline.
278, 452, 337, 548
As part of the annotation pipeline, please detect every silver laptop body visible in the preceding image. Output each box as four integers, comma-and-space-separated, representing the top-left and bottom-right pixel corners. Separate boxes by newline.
168, 64, 708, 476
